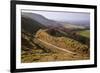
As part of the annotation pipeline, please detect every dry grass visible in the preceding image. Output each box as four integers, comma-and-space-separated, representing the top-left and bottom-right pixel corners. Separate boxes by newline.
21, 29, 90, 63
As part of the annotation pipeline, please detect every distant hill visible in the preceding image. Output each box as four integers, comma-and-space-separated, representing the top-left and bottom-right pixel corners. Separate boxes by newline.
22, 12, 86, 30
21, 16, 46, 35
22, 13, 61, 28
59, 21, 90, 28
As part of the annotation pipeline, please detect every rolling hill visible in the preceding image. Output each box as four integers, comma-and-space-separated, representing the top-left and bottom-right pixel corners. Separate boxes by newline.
21, 16, 46, 35
21, 12, 90, 63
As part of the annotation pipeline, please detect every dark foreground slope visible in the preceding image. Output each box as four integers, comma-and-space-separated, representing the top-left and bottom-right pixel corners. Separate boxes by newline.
21, 16, 46, 35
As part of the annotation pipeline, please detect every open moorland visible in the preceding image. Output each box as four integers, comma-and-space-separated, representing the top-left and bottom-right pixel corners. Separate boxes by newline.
21, 13, 90, 63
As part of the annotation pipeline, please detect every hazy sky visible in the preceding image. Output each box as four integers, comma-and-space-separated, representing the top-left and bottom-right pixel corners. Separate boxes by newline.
22, 10, 90, 26
23, 10, 90, 21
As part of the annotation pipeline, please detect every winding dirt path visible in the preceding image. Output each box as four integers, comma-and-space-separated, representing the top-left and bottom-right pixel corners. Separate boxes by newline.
34, 38, 77, 55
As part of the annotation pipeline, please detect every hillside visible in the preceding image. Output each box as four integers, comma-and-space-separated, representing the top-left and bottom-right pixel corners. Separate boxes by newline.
21, 16, 46, 35
35, 29, 89, 55
22, 12, 61, 27
21, 12, 90, 63
21, 29, 90, 63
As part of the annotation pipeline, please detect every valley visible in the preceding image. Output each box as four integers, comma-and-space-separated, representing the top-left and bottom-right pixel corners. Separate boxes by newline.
21, 12, 90, 63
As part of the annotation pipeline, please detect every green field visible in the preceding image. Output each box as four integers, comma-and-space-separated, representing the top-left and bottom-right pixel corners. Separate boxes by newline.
77, 30, 90, 38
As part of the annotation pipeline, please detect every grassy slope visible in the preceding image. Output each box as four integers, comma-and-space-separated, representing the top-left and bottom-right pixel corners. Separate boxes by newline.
77, 30, 90, 38
21, 29, 90, 63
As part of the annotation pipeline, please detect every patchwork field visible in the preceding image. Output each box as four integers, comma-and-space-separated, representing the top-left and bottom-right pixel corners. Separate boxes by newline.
77, 30, 90, 38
